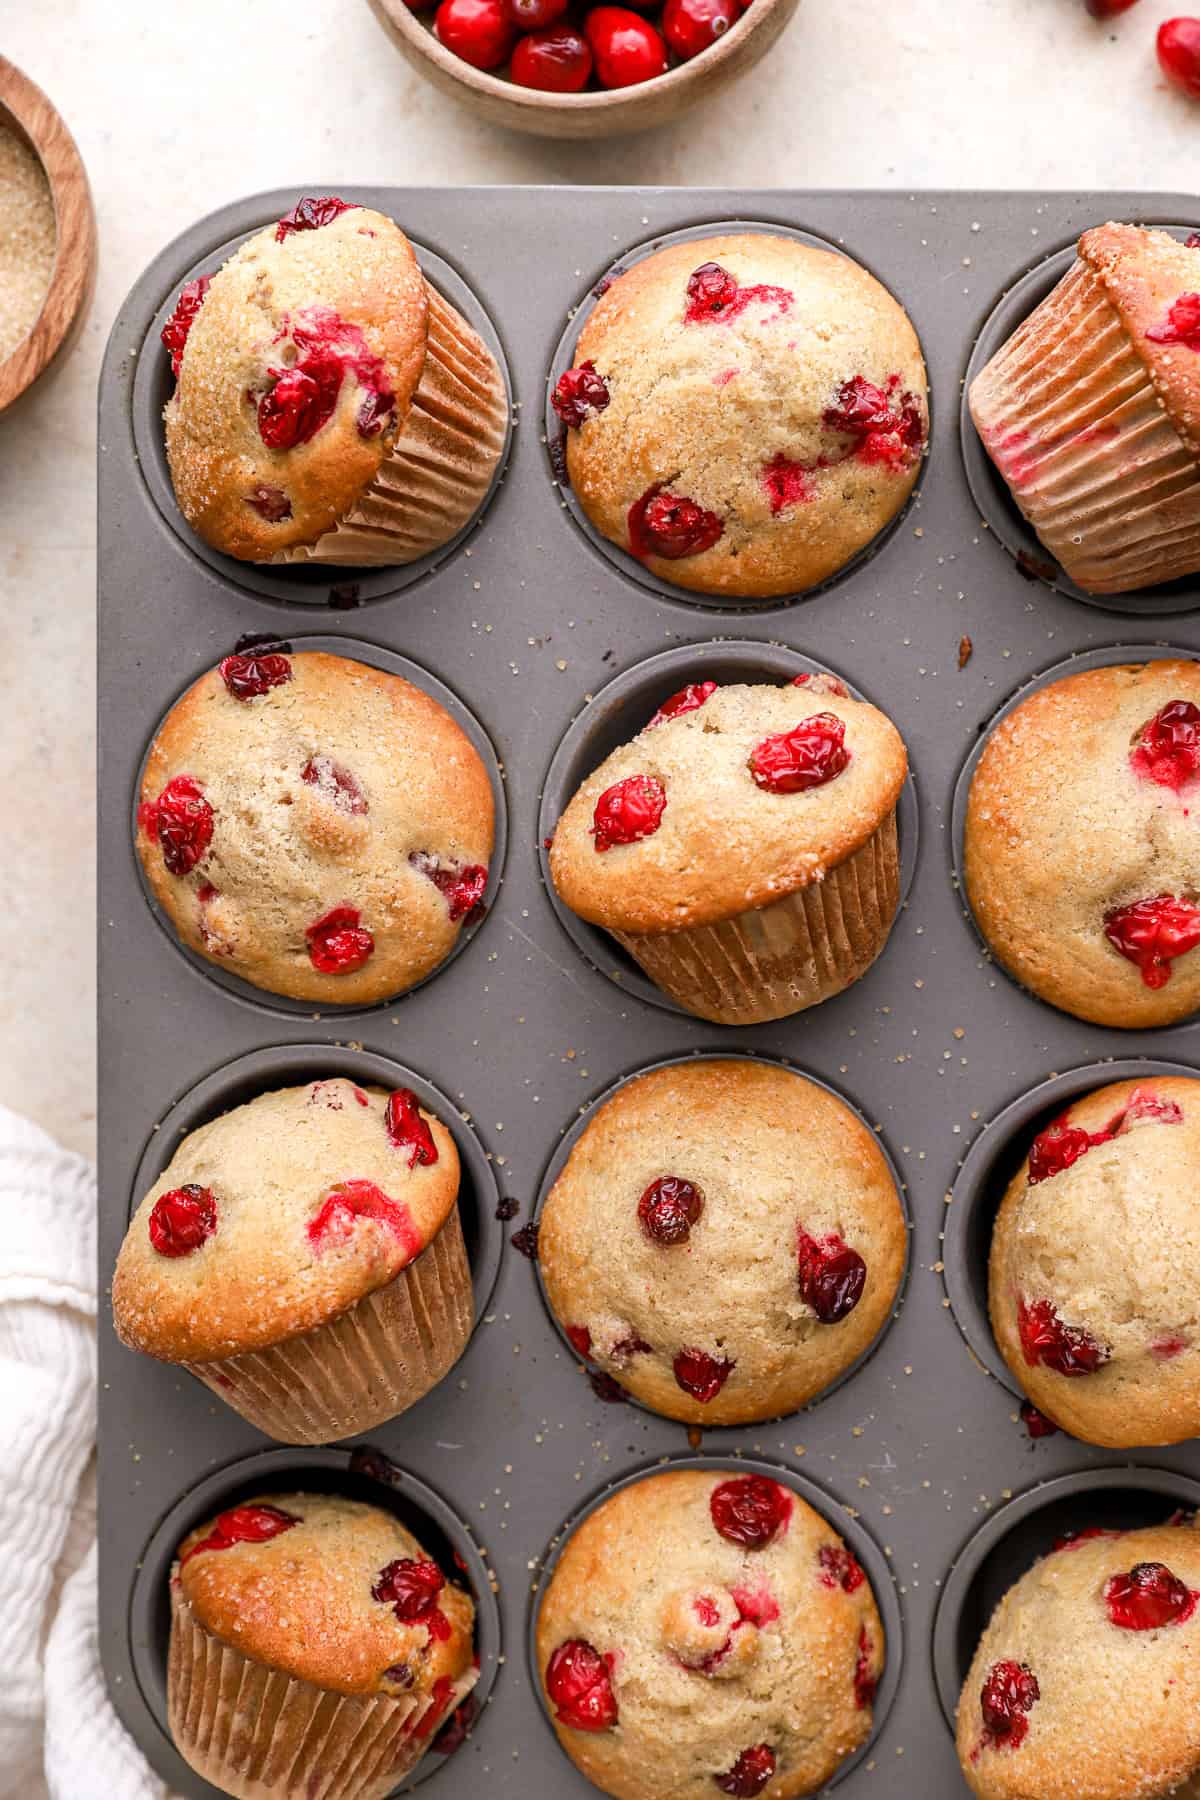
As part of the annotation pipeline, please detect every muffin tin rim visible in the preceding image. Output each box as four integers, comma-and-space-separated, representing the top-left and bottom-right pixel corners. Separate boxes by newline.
130, 630, 509, 1021
524, 1448, 905, 1792
536, 636, 920, 1019
528, 1044, 913, 1428
543, 214, 933, 617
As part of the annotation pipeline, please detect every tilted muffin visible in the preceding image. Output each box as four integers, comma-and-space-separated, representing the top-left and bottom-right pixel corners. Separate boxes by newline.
989, 1075, 1200, 1448
970, 223, 1200, 594
136, 649, 494, 1005
956, 1519, 1200, 1800
552, 234, 927, 599
112, 1077, 472, 1442
169, 1491, 476, 1800
536, 1467, 884, 1800
964, 660, 1200, 1027
538, 1059, 906, 1424
162, 194, 507, 564
548, 674, 908, 1024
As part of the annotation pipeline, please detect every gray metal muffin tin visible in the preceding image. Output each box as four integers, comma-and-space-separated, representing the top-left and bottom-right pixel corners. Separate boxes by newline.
99, 188, 1200, 1799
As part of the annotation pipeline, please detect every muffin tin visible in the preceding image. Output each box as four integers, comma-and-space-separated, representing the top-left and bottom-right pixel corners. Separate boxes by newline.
99, 188, 1200, 1799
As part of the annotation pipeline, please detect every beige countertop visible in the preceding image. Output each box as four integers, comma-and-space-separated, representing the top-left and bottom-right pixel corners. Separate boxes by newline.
1, 0, 1195, 1161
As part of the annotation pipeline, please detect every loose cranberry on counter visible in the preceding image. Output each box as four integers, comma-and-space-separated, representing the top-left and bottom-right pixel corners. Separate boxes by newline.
663, 0, 737, 56
638, 1174, 704, 1244
1104, 1561, 1198, 1630
1085, 0, 1140, 14
1158, 18, 1200, 96
545, 1639, 619, 1730
436, 0, 518, 65
591, 773, 667, 851
1103, 894, 1200, 988
710, 1475, 792, 1549
149, 1184, 218, 1257
586, 7, 669, 87
715, 1746, 775, 1796
503, 0, 568, 27
980, 1660, 1039, 1749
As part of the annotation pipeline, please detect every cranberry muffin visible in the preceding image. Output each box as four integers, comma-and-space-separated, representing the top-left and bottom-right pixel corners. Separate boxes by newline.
112, 1077, 471, 1442
536, 1468, 884, 1800
552, 233, 927, 599
169, 1491, 476, 1800
538, 1059, 906, 1424
547, 674, 908, 1024
989, 1075, 1200, 1447
136, 649, 494, 1006
970, 224, 1200, 594
964, 660, 1200, 1027
162, 194, 507, 564
956, 1519, 1200, 1799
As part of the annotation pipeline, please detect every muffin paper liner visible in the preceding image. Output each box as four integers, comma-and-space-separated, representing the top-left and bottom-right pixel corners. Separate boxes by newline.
969, 258, 1200, 595
609, 811, 901, 1025
182, 1207, 473, 1444
168, 1586, 477, 1800
274, 282, 508, 567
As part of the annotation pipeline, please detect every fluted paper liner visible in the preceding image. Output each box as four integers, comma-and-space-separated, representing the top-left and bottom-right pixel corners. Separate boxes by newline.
970, 257, 1200, 594
274, 282, 508, 567
608, 811, 901, 1026
168, 1585, 477, 1800
183, 1207, 472, 1444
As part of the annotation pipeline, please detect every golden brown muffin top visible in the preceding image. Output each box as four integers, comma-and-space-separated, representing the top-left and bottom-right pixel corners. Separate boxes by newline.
1079, 224, 1200, 459
548, 677, 907, 935
113, 1078, 460, 1362
536, 1467, 883, 1800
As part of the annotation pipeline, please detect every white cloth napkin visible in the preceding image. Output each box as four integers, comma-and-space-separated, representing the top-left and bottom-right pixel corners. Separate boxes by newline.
0, 1103, 172, 1800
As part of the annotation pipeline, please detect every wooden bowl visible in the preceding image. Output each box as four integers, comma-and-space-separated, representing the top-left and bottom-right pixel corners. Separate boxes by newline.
367, 0, 800, 138
0, 58, 96, 415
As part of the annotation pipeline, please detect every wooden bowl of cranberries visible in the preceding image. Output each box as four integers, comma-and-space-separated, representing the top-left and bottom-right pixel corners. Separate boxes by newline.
367, 0, 799, 137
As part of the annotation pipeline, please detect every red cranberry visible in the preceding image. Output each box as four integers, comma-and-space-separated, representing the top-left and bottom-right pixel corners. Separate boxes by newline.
854, 1626, 877, 1708
304, 905, 374, 974
258, 360, 342, 450
509, 26, 591, 91
219, 652, 292, 700
673, 1347, 735, 1402
611, 1332, 652, 1359
566, 1324, 593, 1356
181, 1503, 298, 1565
372, 1557, 446, 1624
553, 360, 610, 425
1158, 18, 1200, 97
638, 1175, 705, 1245
748, 713, 850, 794
256, 311, 394, 450
247, 484, 292, 522
545, 1639, 618, 1731
980, 1660, 1039, 1747
715, 1746, 775, 1796
683, 263, 793, 326
823, 374, 925, 468
1028, 1113, 1103, 1184
148, 1184, 217, 1257
647, 681, 718, 728
275, 196, 355, 242
409, 850, 489, 923
1017, 1297, 1108, 1376
762, 453, 815, 513
436, 0, 518, 66
585, 7, 668, 86
1104, 1561, 1197, 1630
433, 1692, 478, 1755
796, 1229, 867, 1322
793, 671, 849, 697
1189, 234, 1200, 248
503, 0, 568, 29
710, 1476, 792, 1549
385, 1088, 438, 1169
1085, 0, 1140, 13
591, 774, 667, 851
1104, 894, 1200, 988
141, 775, 214, 877
1020, 1402, 1060, 1439
1131, 700, 1200, 789
628, 485, 724, 559
1054, 1526, 1122, 1553
663, 0, 737, 57
1146, 292, 1200, 350
161, 276, 210, 378
818, 1544, 866, 1591
307, 1180, 423, 1261
301, 756, 368, 815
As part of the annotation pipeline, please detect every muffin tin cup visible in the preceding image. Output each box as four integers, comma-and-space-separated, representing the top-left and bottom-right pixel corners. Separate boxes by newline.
950, 639, 1200, 1032
537, 639, 919, 1018
129, 1445, 502, 1796
527, 1452, 904, 1792
101, 188, 1200, 1800
942, 1057, 1200, 1398
131, 632, 508, 1021
131, 214, 513, 608
531, 1048, 912, 1426
931, 1465, 1200, 1735
960, 223, 1200, 616
544, 217, 931, 616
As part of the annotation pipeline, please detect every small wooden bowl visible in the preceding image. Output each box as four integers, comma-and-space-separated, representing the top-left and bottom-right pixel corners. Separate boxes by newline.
367, 0, 800, 139
0, 58, 96, 415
